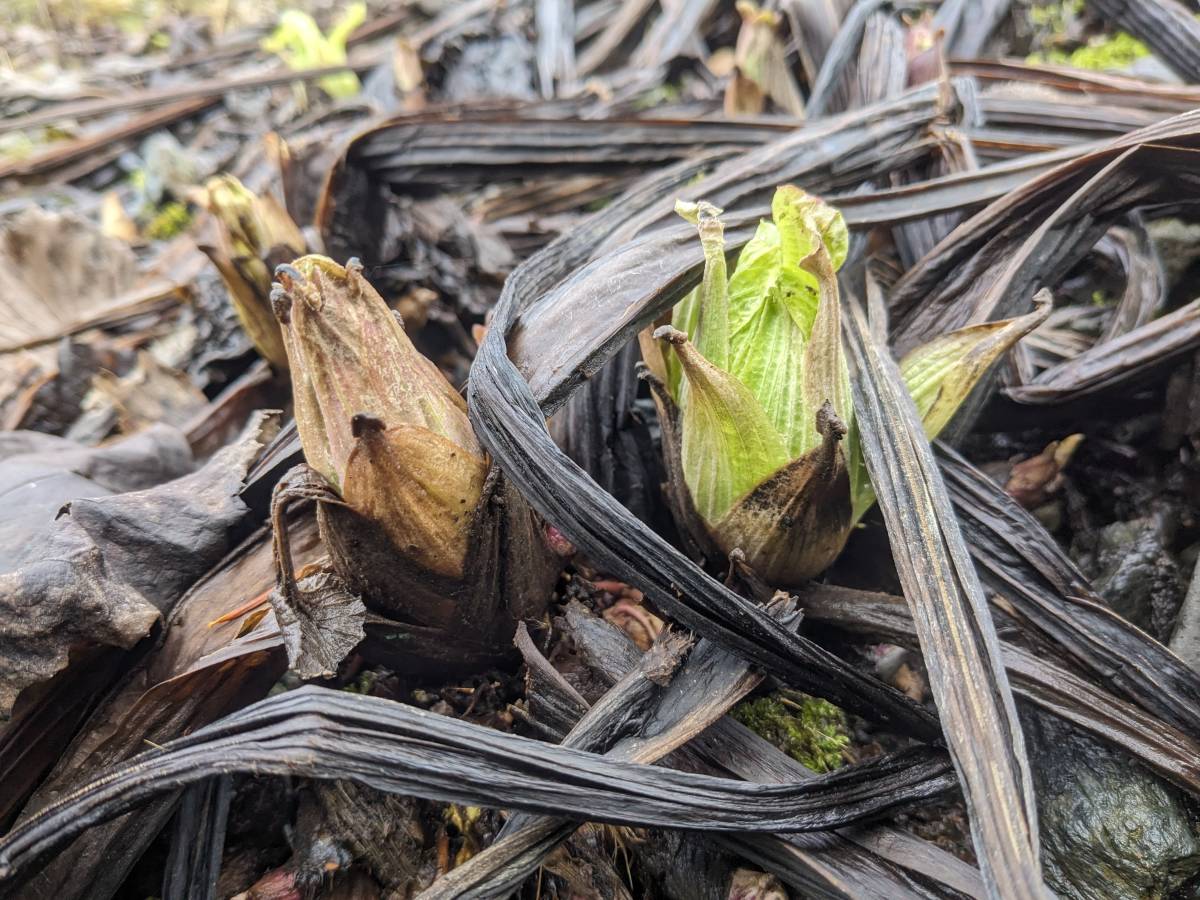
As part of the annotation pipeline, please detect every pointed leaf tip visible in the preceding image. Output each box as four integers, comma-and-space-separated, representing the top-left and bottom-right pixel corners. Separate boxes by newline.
900, 289, 1053, 441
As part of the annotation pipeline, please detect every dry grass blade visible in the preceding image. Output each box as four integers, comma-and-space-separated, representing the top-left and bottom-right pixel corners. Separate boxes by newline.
891, 114, 1200, 362
498, 609, 980, 900
804, 0, 886, 118
842, 300, 1043, 899
563, 605, 985, 899
421, 605, 786, 899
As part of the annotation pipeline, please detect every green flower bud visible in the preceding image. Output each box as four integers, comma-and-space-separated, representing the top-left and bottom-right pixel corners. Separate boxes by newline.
642, 186, 1047, 585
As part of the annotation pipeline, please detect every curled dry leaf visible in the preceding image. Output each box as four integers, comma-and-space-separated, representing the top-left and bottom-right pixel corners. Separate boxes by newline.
269, 571, 366, 680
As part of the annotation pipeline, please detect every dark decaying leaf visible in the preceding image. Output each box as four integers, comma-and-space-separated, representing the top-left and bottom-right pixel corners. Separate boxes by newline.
559, 604, 985, 900
1005, 299, 1200, 405
631, 0, 718, 69
1, 514, 315, 900
0, 686, 957, 884
938, 0, 1011, 57
548, 339, 663, 525
937, 444, 1200, 738
0, 413, 275, 717
316, 115, 793, 261
1095, 221, 1164, 343
949, 59, 1200, 113
269, 571, 365, 680
891, 110, 1200, 354
0, 425, 192, 507
803, 0, 885, 118
267, 465, 365, 679
0, 207, 137, 352
800, 584, 1200, 797
842, 300, 1043, 897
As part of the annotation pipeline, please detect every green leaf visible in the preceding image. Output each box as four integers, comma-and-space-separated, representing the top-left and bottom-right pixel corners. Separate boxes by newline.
656, 326, 790, 523
262, 3, 365, 100
721, 190, 850, 457
771, 186, 849, 336
728, 288, 809, 458
726, 219, 782, 337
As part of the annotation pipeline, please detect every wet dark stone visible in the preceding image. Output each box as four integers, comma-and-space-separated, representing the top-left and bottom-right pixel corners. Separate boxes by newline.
1024, 709, 1200, 900
1074, 514, 1186, 640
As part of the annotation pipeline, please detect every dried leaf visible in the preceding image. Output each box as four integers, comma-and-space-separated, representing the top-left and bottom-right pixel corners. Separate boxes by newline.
0, 413, 276, 716
0, 207, 137, 350
801, 583, 1200, 797
0, 688, 956, 884
1007, 299, 1200, 404
939, 443, 1200, 738
3, 515, 319, 897
89, 351, 209, 433
843, 300, 1044, 898
269, 571, 365, 680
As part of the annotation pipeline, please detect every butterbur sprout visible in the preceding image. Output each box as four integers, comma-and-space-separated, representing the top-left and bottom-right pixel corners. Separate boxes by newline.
641, 186, 1048, 585
270, 256, 562, 674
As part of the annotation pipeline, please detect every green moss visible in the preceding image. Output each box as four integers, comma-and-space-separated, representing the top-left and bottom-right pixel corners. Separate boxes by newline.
143, 201, 192, 240
343, 670, 378, 694
1026, 0, 1149, 72
732, 692, 850, 773
1051, 31, 1150, 70
1028, 0, 1084, 30
633, 83, 681, 111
